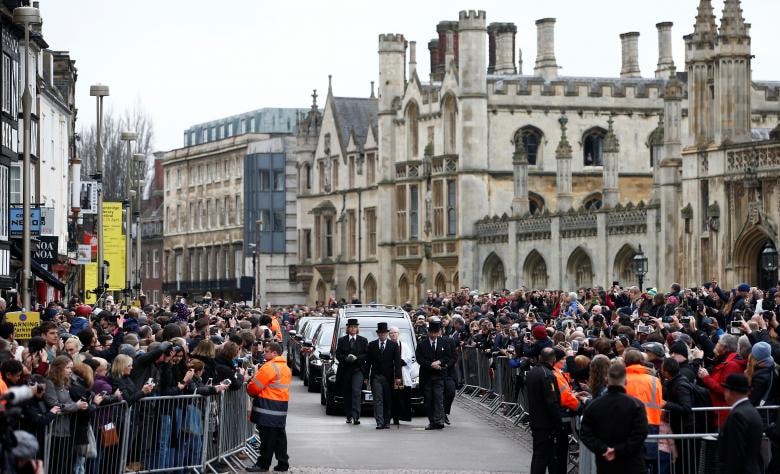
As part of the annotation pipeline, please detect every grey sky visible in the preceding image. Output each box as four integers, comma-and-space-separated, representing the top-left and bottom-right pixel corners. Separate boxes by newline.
41, 0, 780, 153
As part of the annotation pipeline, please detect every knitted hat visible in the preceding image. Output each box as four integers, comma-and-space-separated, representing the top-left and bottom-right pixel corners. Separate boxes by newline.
752, 341, 773, 363
531, 324, 548, 340
737, 283, 751, 293
669, 340, 689, 359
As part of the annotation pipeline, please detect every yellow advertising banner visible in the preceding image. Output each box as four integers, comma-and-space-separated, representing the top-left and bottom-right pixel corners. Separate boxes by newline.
84, 262, 98, 304
5, 311, 41, 339
102, 202, 126, 291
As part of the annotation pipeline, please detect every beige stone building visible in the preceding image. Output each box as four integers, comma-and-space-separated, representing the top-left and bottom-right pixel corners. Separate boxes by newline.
295, 0, 780, 305
162, 134, 250, 300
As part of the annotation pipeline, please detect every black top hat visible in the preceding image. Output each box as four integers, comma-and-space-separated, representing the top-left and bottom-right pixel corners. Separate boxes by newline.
376, 322, 389, 333
721, 373, 750, 393
346, 318, 359, 327
428, 320, 442, 332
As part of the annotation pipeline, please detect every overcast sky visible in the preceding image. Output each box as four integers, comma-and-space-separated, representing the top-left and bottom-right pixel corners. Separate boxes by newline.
40, 0, 780, 153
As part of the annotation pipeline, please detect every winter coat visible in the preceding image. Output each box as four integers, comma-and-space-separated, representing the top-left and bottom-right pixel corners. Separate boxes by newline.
579, 385, 649, 474
663, 373, 694, 434
43, 380, 79, 437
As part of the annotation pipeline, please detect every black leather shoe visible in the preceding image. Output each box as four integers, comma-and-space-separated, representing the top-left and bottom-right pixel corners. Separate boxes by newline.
246, 466, 269, 472
382, 425, 390, 429
353, 420, 361, 425
346, 418, 352, 424
376, 425, 384, 429
393, 420, 400, 426
444, 415, 451, 425
273, 467, 289, 472
425, 423, 444, 430
424, 424, 437, 430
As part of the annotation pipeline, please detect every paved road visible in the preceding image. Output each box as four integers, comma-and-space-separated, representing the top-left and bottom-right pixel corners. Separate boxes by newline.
240, 377, 531, 473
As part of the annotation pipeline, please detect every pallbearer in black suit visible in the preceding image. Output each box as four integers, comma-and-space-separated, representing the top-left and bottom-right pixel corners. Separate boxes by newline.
364, 322, 402, 429
415, 319, 454, 430
335, 318, 368, 425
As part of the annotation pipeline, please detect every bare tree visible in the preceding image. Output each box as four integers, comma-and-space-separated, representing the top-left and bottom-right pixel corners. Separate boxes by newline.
78, 103, 155, 201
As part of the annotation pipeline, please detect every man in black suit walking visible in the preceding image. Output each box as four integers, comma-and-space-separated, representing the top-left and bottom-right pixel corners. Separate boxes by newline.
364, 322, 402, 429
718, 373, 765, 474
415, 319, 453, 430
335, 318, 368, 425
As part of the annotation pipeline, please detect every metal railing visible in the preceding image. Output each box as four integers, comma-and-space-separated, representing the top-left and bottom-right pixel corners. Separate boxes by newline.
456, 351, 780, 474
42, 386, 257, 474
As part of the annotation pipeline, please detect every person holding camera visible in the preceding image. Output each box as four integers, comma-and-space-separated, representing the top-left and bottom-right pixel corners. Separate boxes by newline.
335, 318, 368, 425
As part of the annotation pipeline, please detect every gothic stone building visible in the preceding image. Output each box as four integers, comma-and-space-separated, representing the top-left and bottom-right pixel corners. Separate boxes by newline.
295, 0, 780, 305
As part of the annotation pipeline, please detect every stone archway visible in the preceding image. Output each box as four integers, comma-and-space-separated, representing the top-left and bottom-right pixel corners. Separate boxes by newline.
364, 274, 377, 303
482, 252, 506, 291
315, 280, 327, 305
733, 224, 775, 287
522, 250, 548, 289
399, 274, 410, 303
435, 272, 447, 293
346, 277, 357, 302
566, 247, 594, 289
613, 244, 637, 287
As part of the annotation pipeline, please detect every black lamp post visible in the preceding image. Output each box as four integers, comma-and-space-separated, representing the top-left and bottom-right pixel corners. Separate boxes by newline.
633, 244, 648, 291
761, 243, 778, 273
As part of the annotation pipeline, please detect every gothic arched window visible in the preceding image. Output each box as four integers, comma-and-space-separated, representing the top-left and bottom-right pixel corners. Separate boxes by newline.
513, 126, 544, 165
583, 127, 607, 166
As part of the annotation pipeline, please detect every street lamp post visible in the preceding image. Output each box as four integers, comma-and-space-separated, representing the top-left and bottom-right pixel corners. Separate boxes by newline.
248, 243, 257, 306
120, 131, 137, 302
13, 5, 41, 310
90, 84, 109, 300
134, 153, 145, 299
633, 244, 649, 291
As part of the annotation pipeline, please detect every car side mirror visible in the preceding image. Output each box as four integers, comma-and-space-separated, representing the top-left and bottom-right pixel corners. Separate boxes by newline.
288, 330, 297, 337
320, 353, 331, 361
303, 341, 313, 348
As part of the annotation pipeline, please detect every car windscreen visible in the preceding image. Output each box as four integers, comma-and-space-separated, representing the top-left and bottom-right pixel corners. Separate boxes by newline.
304, 319, 329, 340
337, 317, 415, 349
315, 322, 335, 350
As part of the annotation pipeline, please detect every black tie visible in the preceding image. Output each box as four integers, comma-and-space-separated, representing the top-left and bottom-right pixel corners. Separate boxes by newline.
380, 341, 385, 352
432, 339, 436, 353
350, 337, 355, 350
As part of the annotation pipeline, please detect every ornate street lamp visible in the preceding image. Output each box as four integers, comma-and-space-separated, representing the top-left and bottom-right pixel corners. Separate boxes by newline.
761, 243, 778, 273
633, 244, 648, 291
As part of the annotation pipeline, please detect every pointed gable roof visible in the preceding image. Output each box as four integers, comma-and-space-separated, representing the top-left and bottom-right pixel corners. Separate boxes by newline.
331, 97, 378, 153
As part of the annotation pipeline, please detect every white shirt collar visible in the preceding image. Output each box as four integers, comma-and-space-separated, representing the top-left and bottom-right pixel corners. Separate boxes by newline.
730, 396, 749, 410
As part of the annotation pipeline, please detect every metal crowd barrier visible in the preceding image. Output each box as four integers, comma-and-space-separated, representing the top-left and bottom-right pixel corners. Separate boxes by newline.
42, 386, 258, 474
43, 401, 131, 474
575, 404, 780, 474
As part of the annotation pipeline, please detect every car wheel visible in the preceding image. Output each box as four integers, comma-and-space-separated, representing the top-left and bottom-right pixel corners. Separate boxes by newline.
325, 390, 338, 415
307, 370, 317, 392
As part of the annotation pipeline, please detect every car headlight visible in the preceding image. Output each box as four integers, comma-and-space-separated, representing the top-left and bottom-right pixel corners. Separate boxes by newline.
311, 359, 323, 366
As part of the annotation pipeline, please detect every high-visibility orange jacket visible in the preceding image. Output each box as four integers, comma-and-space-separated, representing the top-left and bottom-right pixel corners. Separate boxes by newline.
270, 316, 283, 341
554, 365, 580, 413
247, 356, 291, 428
625, 363, 663, 426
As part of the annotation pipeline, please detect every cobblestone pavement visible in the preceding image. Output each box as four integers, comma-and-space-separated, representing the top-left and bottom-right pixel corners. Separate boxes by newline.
237, 380, 532, 473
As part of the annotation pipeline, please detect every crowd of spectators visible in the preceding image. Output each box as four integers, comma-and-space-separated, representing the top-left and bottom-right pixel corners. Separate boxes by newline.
1, 279, 779, 473
0, 293, 284, 473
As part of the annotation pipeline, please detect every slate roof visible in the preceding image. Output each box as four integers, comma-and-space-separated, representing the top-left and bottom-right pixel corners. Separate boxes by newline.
332, 97, 377, 151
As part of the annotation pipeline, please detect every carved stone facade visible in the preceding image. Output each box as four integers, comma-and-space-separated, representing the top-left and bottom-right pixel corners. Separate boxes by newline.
295, 2, 780, 305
